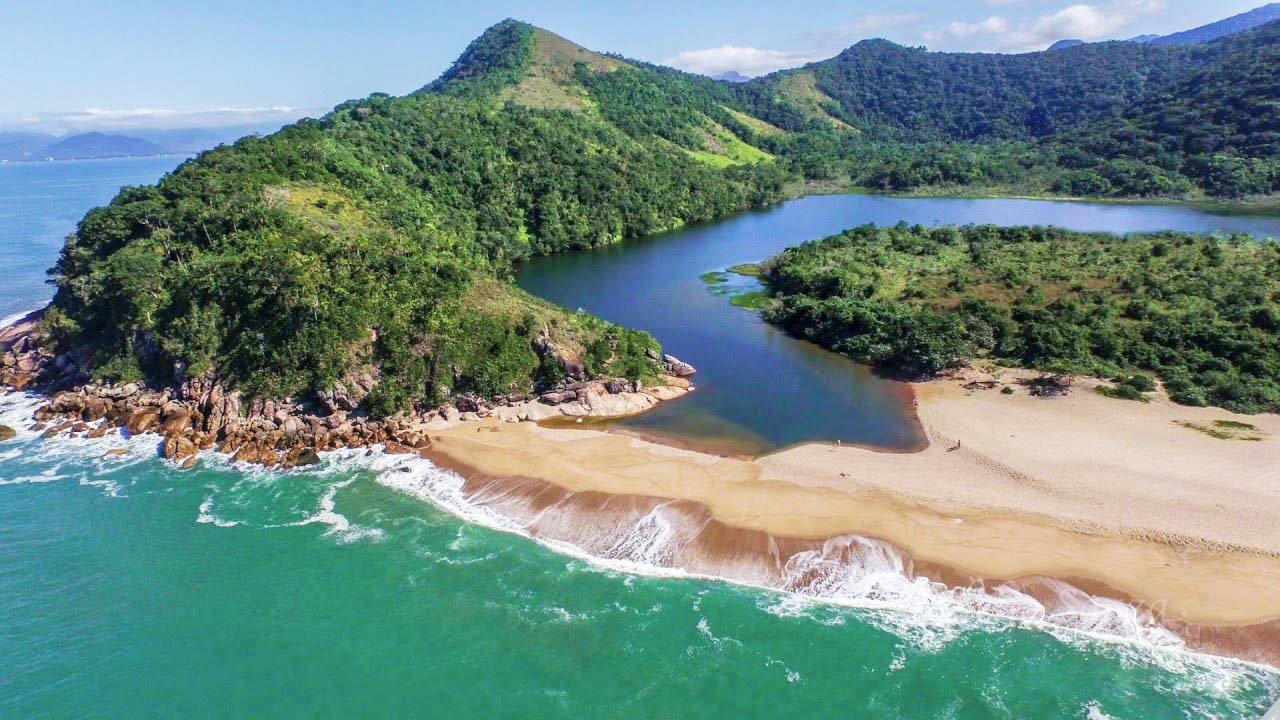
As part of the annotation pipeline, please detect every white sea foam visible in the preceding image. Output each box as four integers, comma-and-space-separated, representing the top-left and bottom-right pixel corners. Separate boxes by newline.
0, 305, 44, 330
196, 495, 240, 528
293, 476, 385, 543
0, 392, 138, 496
350, 447, 1280, 694
4, 405, 1277, 692
1085, 701, 1117, 720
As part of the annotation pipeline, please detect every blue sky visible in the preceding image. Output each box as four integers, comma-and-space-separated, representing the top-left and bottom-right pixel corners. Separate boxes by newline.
1, 0, 1267, 134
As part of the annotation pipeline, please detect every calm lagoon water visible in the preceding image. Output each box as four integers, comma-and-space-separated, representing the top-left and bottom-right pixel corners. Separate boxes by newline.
2, 160, 1278, 718
516, 193, 1280, 454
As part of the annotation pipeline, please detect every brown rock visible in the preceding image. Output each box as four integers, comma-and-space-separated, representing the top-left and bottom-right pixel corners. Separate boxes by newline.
0, 425, 16, 442
232, 441, 277, 466
125, 408, 161, 435
180, 456, 197, 470
383, 441, 415, 455
104, 448, 129, 458
87, 426, 109, 439
163, 435, 197, 462
281, 447, 322, 468
160, 402, 192, 436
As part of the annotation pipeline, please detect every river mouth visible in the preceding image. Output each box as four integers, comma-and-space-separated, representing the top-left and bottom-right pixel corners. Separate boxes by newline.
515, 193, 1280, 456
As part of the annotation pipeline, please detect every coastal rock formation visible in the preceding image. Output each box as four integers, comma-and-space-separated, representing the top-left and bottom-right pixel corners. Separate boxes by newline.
0, 425, 16, 442
662, 354, 697, 377
1, 315, 696, 469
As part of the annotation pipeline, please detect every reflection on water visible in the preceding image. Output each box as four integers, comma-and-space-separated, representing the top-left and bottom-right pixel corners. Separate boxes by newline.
516, 194, 1280, 454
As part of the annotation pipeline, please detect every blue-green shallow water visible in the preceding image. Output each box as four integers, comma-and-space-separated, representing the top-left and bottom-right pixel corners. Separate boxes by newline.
516, 194, 1280, 455
2, 159, 1279, 718
1, 408, 1277, 719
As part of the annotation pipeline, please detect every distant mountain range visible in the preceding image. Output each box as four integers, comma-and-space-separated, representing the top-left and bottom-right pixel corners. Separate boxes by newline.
1144, 2, 1280, 45
1050, 3, 1280, 51
0, 123, 290, 162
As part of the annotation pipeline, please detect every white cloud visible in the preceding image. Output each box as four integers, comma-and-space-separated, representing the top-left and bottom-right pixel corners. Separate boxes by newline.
667, 11, 928, 78
663, 46, 829, 78
924, 0, 1168, 51
7, 106, 314, 134
825, 12, 930, 42
924, 16, 1011, 41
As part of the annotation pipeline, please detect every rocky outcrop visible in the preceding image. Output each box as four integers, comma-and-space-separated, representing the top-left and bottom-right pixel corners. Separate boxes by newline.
0, 425, 16, 442
662, 354, 697, 377
1, 314, 698, 469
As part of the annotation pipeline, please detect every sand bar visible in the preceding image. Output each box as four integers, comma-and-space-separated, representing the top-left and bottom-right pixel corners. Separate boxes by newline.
428, 368, 1280, 628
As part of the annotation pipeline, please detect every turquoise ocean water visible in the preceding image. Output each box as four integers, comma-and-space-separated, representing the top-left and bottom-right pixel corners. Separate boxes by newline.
1, 159, 1278, 718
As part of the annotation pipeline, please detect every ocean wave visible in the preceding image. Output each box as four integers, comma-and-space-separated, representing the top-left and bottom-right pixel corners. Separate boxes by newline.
0, 305, 43, 329
353, 450, 1265, 671
4, 403, 1277, 696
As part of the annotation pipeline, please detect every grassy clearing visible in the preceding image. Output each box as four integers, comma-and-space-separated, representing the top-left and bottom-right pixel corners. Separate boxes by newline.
726, 263, 761, 276
685, 119, 774, 168
723, 106, 786, 137
729, 291, 770, 310
772, 72, 856, 131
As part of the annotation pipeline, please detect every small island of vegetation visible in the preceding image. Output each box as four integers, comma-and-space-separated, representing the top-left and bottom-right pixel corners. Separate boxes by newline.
758, 224, 1280, 413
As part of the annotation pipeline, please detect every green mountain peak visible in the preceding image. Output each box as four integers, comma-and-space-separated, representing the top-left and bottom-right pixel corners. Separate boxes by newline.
423, 20, 627, 108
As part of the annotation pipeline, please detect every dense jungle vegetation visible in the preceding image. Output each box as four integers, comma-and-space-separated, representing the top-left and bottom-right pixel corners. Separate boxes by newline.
45, 18, 1280, 416
760, 225, 1280, 413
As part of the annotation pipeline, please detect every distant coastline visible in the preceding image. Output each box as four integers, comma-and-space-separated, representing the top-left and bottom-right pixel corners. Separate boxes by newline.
0, 152, 192, 166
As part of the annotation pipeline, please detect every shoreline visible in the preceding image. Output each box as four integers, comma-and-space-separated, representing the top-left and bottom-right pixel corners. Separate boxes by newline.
418, 367, 1280, 665
7, 311, 1280, 666
788, 180, 1280, 218
419, 445, 1280, 666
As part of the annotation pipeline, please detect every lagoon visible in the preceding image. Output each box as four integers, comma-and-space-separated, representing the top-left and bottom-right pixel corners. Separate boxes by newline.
516, 193, 1280, 454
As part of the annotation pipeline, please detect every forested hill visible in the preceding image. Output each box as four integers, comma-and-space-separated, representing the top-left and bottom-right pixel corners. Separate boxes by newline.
1052, 21, 1280, 197
44, 20, 787, 416
732, 19, 1280, 199
743, 39, 1198, 142
41, 18, 1280, 419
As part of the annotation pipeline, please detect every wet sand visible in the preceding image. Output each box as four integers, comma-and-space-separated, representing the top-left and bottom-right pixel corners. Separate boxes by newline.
424, 368, 1280, 663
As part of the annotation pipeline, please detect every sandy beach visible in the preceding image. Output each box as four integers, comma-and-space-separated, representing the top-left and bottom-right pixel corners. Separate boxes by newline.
426, 367, 1280, 636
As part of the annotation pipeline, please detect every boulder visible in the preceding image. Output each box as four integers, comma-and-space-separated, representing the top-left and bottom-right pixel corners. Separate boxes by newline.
99, 383, 140, 400
522, 402, 565, 422
160, 403, 194, 436
232, 441, 277, 466
662, 354, 697, 377
163, 436, 197, 463
0, 425, 16, 442
538, 390, 576, 405
383, 441, 415, 455
281, 447, 322, 468
125, 408, 161, 435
